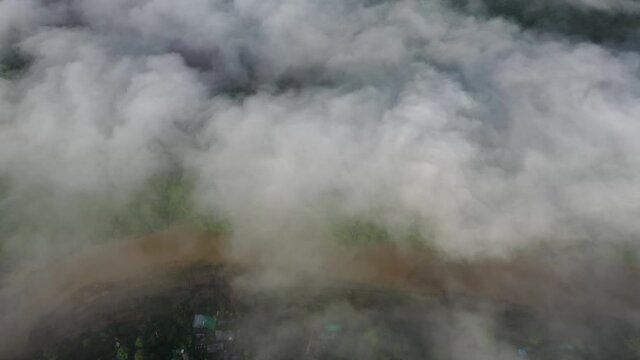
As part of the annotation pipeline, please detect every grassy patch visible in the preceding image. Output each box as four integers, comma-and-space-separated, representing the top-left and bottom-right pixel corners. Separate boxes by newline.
0, 170, 230, 268
111, 171, 230, 238
333, 218, 433, 248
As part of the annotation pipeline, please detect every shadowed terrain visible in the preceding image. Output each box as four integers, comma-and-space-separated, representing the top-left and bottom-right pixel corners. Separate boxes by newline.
2, 229, 639, 358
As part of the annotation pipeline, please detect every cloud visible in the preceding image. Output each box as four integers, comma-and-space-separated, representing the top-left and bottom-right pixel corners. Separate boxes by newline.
3, 3, 640, 359
0, 0, 638, 262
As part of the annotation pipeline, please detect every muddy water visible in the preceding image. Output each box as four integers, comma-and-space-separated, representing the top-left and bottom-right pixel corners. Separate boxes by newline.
1, 229, 639, 358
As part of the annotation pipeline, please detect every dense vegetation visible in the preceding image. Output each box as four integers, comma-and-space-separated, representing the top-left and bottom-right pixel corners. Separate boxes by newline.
19, 264, 640, 360
0, 47, 30, 80
451, 0, 640, 45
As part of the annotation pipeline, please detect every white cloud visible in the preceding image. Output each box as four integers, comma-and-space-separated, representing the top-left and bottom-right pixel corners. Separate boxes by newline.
0, 0, 639, 260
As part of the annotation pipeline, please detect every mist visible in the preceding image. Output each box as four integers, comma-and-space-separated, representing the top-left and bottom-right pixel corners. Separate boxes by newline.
0, 0, 639, 260
0, 0, 640, 358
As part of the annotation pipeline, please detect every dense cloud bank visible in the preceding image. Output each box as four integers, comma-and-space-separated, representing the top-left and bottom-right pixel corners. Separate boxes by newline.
0, 0, 640, 262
